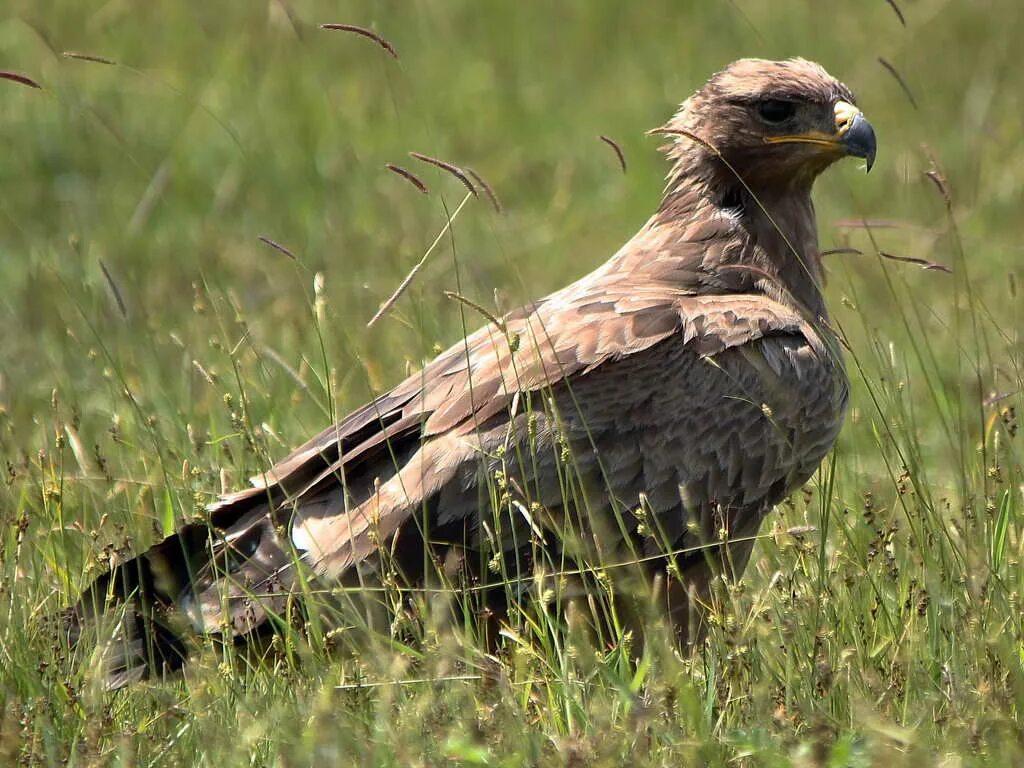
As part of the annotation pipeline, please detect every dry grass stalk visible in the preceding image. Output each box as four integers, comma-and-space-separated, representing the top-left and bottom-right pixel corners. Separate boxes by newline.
409, 152, 477, 197
442, 290, 505, 333
599, 135, 627, 172
466, 168, 501, 212
878, 57, 918, 110
0, 71, 41, 89
258, 235, 298, 260
924, 164, 953, 211
386, 164, 429, 194
62, 51, 117, 66
822, 246, 951, 273
98, 259, 128, 319
884, 0, 907, 26
320, 24, 398, 59
367, 192, 474, 327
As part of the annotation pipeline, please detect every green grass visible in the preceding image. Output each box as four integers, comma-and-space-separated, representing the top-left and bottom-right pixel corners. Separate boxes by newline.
3, 0, 1024, 764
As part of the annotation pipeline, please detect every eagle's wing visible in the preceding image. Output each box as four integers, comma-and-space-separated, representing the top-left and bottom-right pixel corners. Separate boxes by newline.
261, 283, 816, 581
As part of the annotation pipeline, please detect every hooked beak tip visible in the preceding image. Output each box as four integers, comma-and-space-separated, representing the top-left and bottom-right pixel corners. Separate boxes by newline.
841, 112, 877, 173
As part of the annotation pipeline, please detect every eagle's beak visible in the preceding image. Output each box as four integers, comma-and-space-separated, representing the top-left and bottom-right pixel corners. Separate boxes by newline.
762, 100, 877, 172
834, 101, 876, 172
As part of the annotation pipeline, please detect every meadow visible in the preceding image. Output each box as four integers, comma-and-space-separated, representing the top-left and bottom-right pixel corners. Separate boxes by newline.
2, 0, 1024, 764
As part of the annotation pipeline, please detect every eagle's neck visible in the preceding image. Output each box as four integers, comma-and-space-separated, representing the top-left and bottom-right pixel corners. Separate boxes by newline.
634, 155, 829, 322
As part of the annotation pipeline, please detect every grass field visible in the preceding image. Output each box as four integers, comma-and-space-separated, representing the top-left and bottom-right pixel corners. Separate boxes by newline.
3, 0, 1024, 764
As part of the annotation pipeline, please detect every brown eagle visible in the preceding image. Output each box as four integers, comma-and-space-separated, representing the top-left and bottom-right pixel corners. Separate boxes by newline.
67, 58, 875, 688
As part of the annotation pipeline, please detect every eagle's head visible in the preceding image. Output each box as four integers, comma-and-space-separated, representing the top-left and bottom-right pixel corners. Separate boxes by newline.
659, 58, 876, 191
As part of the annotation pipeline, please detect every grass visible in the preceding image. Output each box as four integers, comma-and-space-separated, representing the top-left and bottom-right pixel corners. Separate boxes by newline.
2, 0, 1024, 764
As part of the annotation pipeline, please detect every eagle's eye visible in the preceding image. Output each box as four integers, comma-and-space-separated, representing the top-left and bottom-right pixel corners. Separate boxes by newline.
756, 99, 796, 124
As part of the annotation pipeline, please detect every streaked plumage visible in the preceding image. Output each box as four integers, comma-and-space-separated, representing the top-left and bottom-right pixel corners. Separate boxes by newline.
65, 58, 875, 688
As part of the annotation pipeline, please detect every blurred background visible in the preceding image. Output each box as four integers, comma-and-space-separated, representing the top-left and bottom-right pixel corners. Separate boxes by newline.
2, 1, 1023, 762
2, 0, 1020, 453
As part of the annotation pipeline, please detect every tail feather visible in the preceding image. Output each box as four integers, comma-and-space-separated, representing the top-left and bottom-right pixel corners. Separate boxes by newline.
63, 502, 303, 689
63, 589, 193, 690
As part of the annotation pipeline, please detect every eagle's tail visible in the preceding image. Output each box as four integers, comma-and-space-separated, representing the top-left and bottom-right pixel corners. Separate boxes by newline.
63, 499, 301, 689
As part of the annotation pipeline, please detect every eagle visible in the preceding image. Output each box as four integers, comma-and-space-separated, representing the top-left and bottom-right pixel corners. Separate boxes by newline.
65, 58, 876, 688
